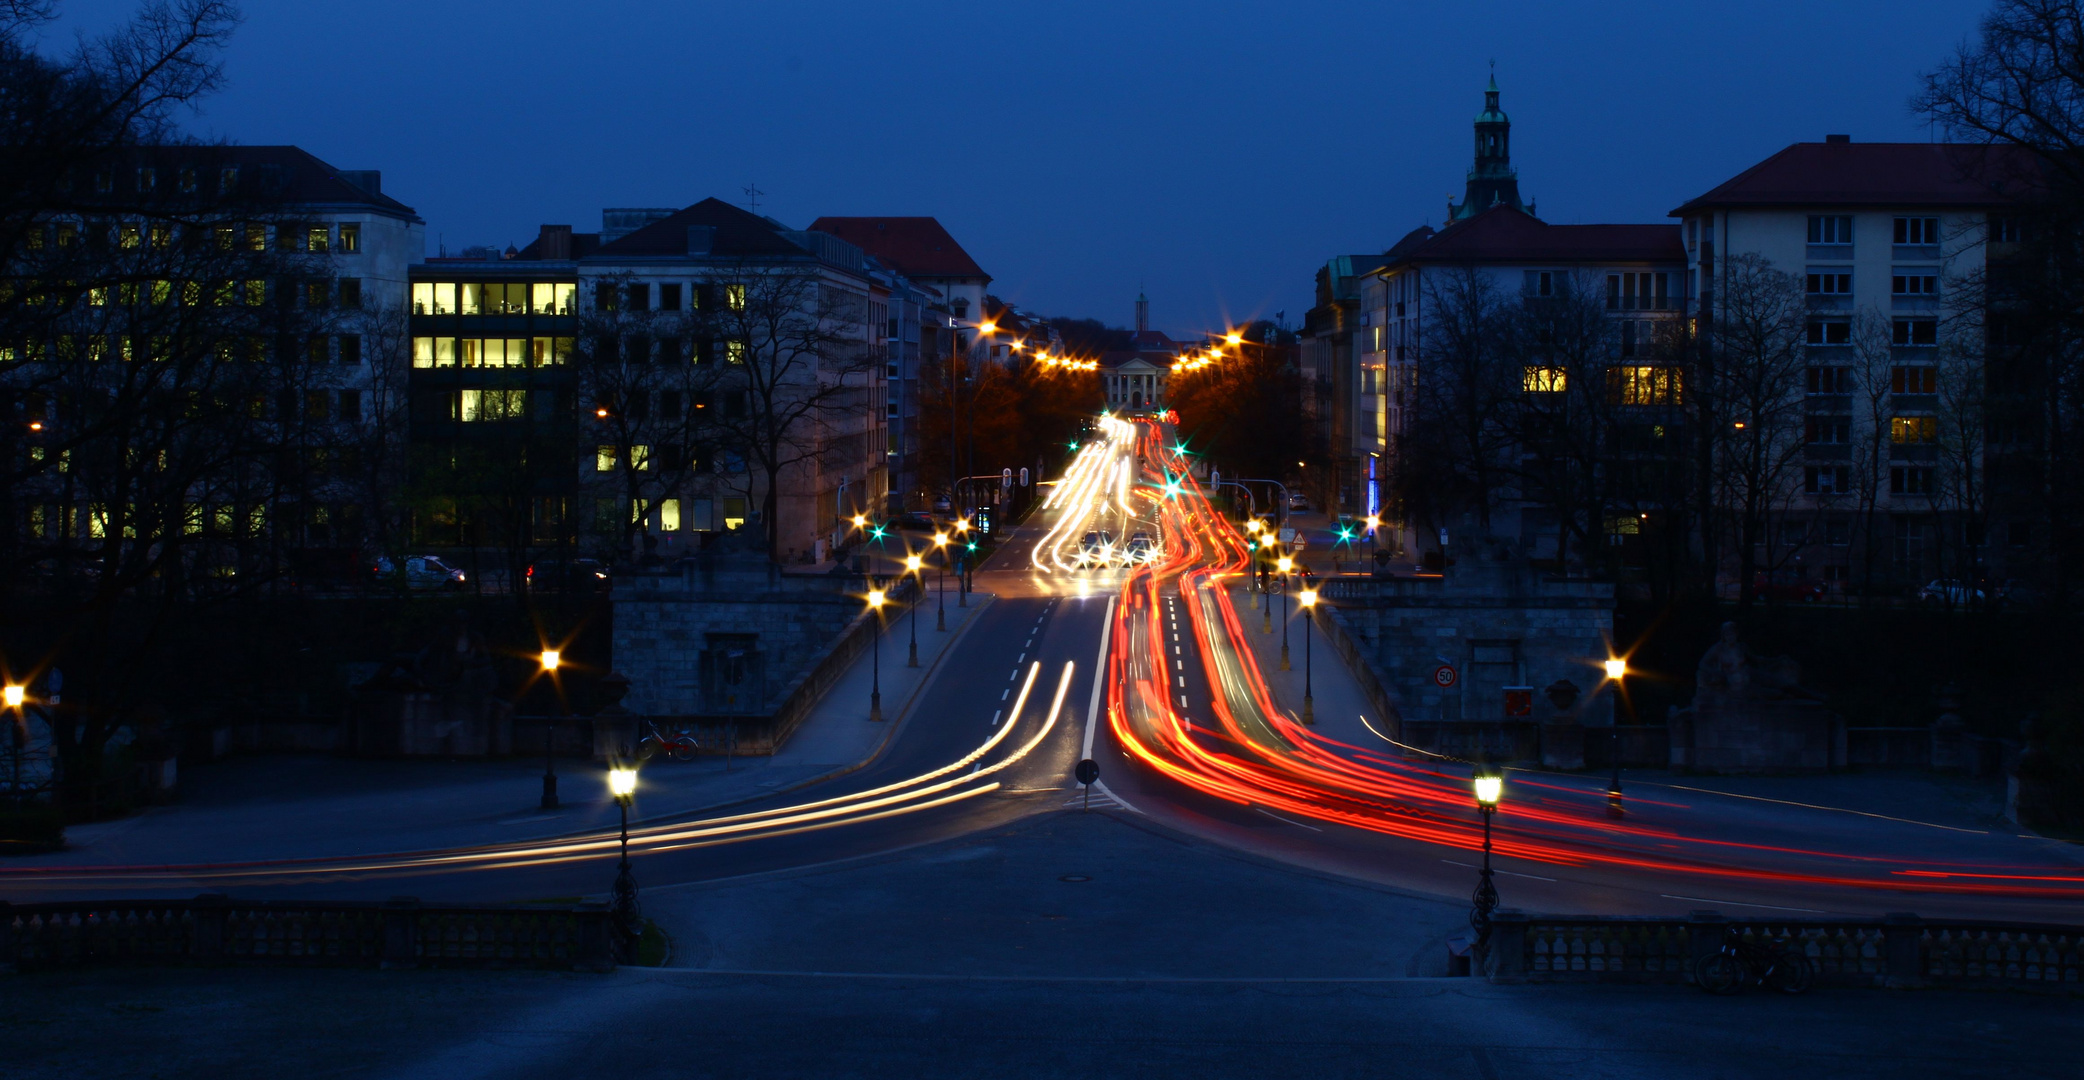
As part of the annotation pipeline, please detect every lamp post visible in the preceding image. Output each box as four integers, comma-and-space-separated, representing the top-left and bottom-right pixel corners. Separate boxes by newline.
4, 683, 24, 803
932, 531, 949, 631
1299, 587, 1318, 726
904, 553, 924, 667
866, 584, 887, 722
607, 764, 640, 961
540, 649, 563, 811
953, 517, 971, 606
1604, 657, 1628, 818
1470, 768, 1504, 959
1278, 574, 1290, 671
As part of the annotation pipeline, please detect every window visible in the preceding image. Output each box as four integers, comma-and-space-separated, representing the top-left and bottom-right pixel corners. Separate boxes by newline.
1522, 366, 1566, 393
338, 334, 361, 365
1805, 466, 1851, 494
531, 337, 571, 366
1806, 319, 1851, 345
413, 282, 456, 315
218, 167, 238, 193
136, 167, 156, 192
660, 499, 681, 531
246, 224, 267, 251
459, 282, 482, 315
1891, 466, 1934, 494
178, 168, 197, 193
1891, 366, 1936, 394
244, 280, 266, 306
1805, 417, 1849, 444
596, 283, 618, 312
277, 223, 302, 251
629, 445, 651, 471
1605, 272, 1670, 311
305, 280, 331, 308
1806, 271, 1853, 295
413, 337, 455, 368
626, 283, 649, 311
339, 278, 361, 308
1538, 271, 1554, 297
659, 283, 682, 311
1807, 215, 1853, 245
1892, 318, 1937, 346
308, 226, 330, 253
596, 446, 618, 472
659, 336, 682, 363
148, 224, 170, 249
1607, 366, 1683, 405
339, 223, 360, 253
458, 338, 528, 368
119, 224, 141, 249
1892, 271, 1939, 296
1992, 217, 2024, 244
1894, 217, 1940, 245
726, 283, 746, 311
338, 389, 362, 421
1891, 416, 1938, 444
458, 389, 526, 422
1805, 366, 1851, 394
725, 340, 746, 364
306, 391, 331, 420
306, 336, 329, 364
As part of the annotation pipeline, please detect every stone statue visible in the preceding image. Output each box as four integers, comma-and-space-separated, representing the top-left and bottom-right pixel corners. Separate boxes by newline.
1694, 622, 1805, 706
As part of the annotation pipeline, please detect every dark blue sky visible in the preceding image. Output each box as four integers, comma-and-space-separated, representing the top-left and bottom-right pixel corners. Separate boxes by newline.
54, 1, 1987, 335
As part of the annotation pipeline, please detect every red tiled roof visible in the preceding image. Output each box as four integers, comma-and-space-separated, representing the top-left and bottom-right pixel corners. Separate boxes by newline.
807, 216, 989, 281
1386, 206, 1682, 267
1670, 141, 2042, 215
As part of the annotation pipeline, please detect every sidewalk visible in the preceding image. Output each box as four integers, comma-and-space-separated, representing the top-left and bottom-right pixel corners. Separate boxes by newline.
24, 591, 996, 869
1225, 584, 1385, 754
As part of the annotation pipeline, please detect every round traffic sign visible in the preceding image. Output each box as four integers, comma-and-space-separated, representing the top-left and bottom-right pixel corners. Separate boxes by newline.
1075, 758, 1100, 786
1431, 664, 1459, 689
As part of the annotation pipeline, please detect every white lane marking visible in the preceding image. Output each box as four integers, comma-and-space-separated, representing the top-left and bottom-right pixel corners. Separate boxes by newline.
1080, 597, 1117, 760
1009, 669, 1020, 681
1017, 653, 1025, 664
1179, 695, 1188, 708
990, 710, 1002, 726
1256, 809, 1322, 832
1441, 859, 1557, 883
1177, 676, 1186, 688
1000, 689, 1010, 701
1660, 894, 1825, 914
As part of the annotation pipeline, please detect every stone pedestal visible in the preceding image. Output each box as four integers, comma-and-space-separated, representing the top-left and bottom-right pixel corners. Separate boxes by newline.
1539, 717, 1584, 770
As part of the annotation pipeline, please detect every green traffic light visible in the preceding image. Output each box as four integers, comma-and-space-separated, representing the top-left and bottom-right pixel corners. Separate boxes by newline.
966, 542, 977, 552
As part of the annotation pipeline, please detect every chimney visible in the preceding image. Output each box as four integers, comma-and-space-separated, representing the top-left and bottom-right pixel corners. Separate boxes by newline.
536, 224, 572, 260
1825, 134, 1851, 144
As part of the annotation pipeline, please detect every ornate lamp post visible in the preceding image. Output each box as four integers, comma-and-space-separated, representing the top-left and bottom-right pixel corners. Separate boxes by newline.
1278, 556, 1293, 670
932, 531, 950, 630
607, 764, 640, 960
953, 517, 971, 605
865, 584, 888, 722
1604, 657, 1628, 818
904, 553, 924, 667
1299, 587, 1318, 726
539, 649, 563, 810
1470, 768, 1504, 960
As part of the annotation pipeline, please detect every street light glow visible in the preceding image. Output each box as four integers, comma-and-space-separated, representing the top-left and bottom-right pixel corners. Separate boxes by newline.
905, 554, 924, 573
1604, 658, 1628, 680
1225, 331, 1243, 346
2, 685, 21, 708
866, 588, 887, 609
1474, 773, 1503, 807
1277, 556, 1293, 574
540, 650, 561, 672
608, 766, 637, 799
933, 531, 949, 547
1299, 588, 1318, 607
851, 514, 867, 529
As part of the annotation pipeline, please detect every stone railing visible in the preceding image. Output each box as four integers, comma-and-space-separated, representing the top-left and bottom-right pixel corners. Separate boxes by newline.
1489, 909, 2083, 990
0, 894, 618, 973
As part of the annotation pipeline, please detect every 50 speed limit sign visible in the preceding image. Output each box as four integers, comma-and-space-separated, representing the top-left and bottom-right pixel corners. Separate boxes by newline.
1431, 664, 1459, 689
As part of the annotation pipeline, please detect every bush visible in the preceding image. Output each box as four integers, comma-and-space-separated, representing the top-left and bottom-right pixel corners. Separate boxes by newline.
0, 804, 66, 854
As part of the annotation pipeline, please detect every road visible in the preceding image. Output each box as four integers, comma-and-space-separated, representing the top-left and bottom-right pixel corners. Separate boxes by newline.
6, 413, 2081, 929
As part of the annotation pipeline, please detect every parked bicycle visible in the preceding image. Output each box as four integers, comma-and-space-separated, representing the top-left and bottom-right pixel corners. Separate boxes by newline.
1694, 928, 1816, 995
636, 721, 700, 762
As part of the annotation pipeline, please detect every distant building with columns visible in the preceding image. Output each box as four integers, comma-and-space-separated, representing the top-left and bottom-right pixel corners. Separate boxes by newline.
1102, 291, 1184, 412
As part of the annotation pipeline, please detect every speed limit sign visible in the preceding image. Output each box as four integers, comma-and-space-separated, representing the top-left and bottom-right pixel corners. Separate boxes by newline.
1431, 664, 1459, 689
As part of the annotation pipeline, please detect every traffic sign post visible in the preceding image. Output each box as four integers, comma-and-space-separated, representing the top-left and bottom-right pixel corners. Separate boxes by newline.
1431, 664, 1459, 690
1075, 758, 1099, 812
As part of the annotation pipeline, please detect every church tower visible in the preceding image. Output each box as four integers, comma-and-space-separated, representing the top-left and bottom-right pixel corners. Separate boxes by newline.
1135, 290, 1149, 334
1448, 75, 1535, 221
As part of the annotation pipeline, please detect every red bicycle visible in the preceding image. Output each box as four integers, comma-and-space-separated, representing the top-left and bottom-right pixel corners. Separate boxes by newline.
637, 721, 700, 761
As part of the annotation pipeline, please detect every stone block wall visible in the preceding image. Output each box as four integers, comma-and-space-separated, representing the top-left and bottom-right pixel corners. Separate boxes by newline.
612, 563, 863, 721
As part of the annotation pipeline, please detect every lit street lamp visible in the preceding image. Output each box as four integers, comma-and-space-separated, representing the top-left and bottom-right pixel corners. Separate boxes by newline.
1299, 587, 1318, 726
607, 764, 641, 960
1604, 657, 1628, 818
865, 584, 888, 722
904, 553, 924, 667
1470, 768, 1504, 961
1279, 575, 1290, 671
932, 531, 950, 631
540, 649, 563, 811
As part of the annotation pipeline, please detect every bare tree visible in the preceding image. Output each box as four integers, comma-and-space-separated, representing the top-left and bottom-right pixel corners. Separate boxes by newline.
1846, 306, 1896, 601
1402, 266, 1512, 549
1708, 254, 1810, 607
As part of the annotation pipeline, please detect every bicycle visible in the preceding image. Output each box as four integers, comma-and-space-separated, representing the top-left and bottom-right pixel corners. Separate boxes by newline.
636, 720, 700, 762
1694, 928, 1816, 995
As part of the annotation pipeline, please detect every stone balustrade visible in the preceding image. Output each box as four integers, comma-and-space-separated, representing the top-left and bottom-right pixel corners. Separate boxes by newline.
1488, 909, 2083, 990
0, 894, 618, 973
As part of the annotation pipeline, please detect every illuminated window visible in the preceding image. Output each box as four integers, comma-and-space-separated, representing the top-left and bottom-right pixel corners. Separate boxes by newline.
458, 389, 526, 421
631, 499, 650, 525
244, 280, 266, 306
1607, 366, 1683, 405
149, 224, 171, 249
726, 283, 746, 310
1521, 366, 1566, 393
88, 287, 107, 307
531, 337, 572, 366
339, 223, 360, 253
660, 499, 681, 531
246, 225, 266, 251
119, 224, 141, 249
725, 340, 746, 364
597, 445, 617, 472
308, 226, 330, 252
460, 283, 482, 315
1890, 416, 1937, 444
630, 445, 651, 471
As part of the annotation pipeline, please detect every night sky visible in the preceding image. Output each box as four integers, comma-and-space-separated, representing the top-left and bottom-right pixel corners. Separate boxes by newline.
46, 0, 1987, 335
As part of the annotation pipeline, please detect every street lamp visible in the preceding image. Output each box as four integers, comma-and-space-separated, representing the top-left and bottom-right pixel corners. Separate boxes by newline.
540, 649, 563, 811
1470, 768, 1504, 960
1279, 575, 1290, 671
865, 585, 888, 721
1299, 587, 1318, 725
2, 685, 21, 709
1603, 657, 1628, 818
932, 531, 950, 631
904, 553, 924, 667
607, 764, 641, 960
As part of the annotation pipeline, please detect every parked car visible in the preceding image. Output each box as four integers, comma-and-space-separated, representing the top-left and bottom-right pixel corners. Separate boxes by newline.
1752, 574, 1827, 603
524, 558, 610, 593
932, 494, 952, 513
1918, 579, 1985, 607
1287, 493, 1310, 513
1994, 579, 2045, 610
373, 555, 466, 591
